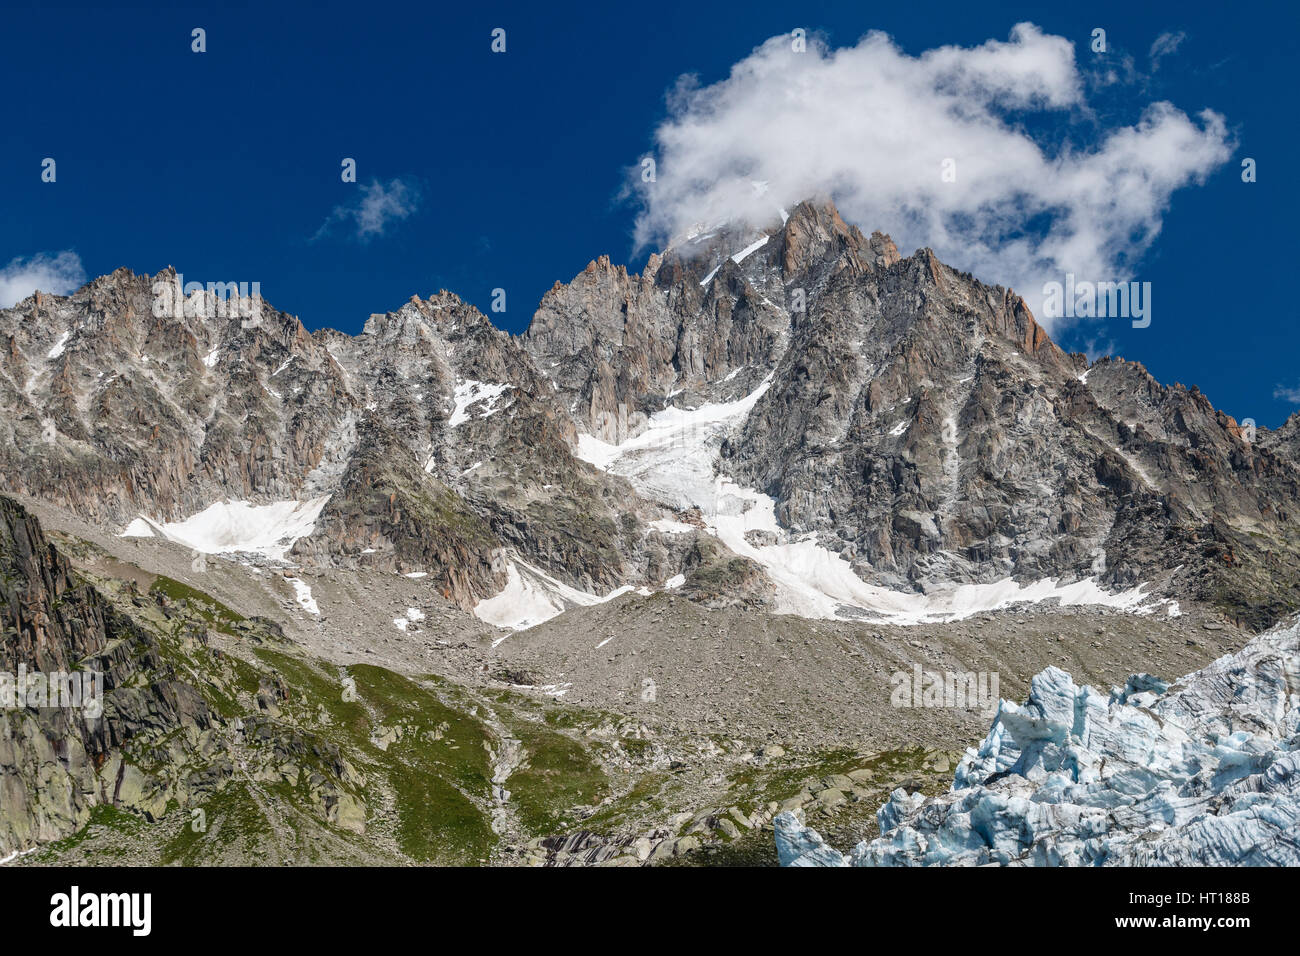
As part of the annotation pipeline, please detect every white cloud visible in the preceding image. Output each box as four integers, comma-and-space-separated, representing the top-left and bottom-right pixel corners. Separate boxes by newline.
315, 177, 421, 242
1274, 384, 1300, 405
0, 251, 86, 308
1149, 31, 1186, 70
631, 23, 1232, 330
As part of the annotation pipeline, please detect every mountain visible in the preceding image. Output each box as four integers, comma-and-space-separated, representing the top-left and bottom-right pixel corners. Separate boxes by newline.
3, 199, 1297, 631
0, 271, 673, 618
1261, 411, 1300, 469
529, 200, 1300, 628
2, 198, 1296, 867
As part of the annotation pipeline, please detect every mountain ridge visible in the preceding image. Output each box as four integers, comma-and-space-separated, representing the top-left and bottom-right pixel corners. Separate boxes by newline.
3, 199, 1298, 628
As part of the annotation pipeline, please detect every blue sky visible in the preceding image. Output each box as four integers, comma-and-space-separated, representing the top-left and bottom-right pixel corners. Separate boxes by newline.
3, 0, 1297, 425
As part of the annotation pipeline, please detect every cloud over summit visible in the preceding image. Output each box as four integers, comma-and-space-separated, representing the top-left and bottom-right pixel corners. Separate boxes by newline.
632, 23, 1232, 329
0, 251, 86, 309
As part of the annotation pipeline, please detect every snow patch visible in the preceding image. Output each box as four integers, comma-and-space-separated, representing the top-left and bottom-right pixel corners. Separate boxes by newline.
574, 374, 773, 512
649, 518, 695, 535
0, 846, 39, 866
393, 607, 424, 631
129, 498, 330, 561
46, 331, 70, 359
475, 559, 636, 633
290, 578, 319, 615
449, 380, 513, 428
698, 235, 772, 286
730, 235, 769, 264
119, 517, 156, 538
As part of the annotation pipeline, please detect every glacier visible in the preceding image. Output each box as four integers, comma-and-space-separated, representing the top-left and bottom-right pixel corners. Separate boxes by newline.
574, 374, 1161, 625
776, 619, 1300, 866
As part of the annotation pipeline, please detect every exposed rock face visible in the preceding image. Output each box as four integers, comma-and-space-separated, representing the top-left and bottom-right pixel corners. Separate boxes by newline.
0, 495, 212, 850
0, 495, 374, 859
1260, 411, 1300, 470
775, 617, 1300, 867
290, 419, 507, 608
524, 201, 876, 443
0, 275, 659, 604
526, 199, 1300, 626
0, 268, 353, 523
2, 199, 1299, 625
676, 535, 775, 610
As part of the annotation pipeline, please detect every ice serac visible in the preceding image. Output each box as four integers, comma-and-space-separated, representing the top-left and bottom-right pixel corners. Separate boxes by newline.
776, 618, 1300, 867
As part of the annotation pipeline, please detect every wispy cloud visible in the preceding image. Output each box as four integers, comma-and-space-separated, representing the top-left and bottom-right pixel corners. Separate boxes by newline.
629, 23, 1232, 331
1274, 383, 1300, 405
314, 177, 421, 242
1149, 31, 1186, 71
1075, 335, 1118, 363
0, 251, 86, 308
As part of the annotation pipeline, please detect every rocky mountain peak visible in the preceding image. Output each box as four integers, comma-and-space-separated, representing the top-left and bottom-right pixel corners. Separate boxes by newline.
2, 198, 1299, 636
776, 198, 868, 272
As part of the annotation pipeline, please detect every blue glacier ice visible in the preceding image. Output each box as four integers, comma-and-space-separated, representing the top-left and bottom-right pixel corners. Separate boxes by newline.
776, 619, 1300, 866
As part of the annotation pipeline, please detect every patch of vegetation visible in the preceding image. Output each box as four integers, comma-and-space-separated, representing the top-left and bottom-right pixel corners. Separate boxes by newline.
244, 650, 498, 863
149, 575, 245, 633
26, 804, 146, 861
502, 720, 611, 835
348, 664, 496, 863
160, 782, 275, 865
578, 772, 674, 832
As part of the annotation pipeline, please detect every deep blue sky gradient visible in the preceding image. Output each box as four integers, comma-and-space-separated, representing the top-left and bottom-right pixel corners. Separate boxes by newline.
3, 0, 1297, 424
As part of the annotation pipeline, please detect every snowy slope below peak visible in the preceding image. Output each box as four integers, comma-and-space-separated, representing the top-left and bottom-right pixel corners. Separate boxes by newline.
575, 377, 1162, 625
473, 558, 646, 636
118, 497, 330, 562
448, 379, 513, 428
